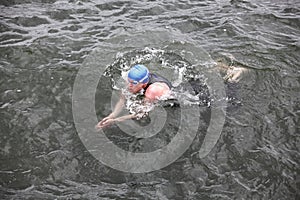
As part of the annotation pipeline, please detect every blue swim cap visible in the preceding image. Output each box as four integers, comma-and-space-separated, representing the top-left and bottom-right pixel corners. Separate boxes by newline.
128, 64, 149, 84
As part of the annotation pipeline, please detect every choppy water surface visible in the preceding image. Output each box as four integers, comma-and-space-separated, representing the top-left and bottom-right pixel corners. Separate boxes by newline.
0, 0, 299, 199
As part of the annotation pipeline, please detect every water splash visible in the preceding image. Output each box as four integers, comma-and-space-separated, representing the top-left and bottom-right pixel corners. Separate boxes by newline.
105, 47, 214, 117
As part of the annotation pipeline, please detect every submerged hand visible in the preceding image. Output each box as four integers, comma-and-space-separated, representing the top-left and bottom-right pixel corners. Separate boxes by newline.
224, 67, 246, 83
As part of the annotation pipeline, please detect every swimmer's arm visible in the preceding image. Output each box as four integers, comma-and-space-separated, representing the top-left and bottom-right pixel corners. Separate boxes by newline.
95, 95, 129, 129
114, 114, 137, 122
109, 94, 126, 118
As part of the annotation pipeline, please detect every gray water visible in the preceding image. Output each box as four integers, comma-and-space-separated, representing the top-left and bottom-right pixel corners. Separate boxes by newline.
0, 0, 299, 199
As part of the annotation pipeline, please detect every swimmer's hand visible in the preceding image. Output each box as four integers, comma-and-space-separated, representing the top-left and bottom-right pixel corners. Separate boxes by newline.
224, 67, 248, 83
95, 114, 137, 130
95, 116, 115, 129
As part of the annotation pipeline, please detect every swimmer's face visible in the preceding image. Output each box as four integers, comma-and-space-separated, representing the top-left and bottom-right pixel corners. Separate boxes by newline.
127, 78, 146, 93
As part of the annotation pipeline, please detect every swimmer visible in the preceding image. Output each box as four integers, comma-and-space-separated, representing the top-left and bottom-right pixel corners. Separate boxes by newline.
96, 64, 171, 129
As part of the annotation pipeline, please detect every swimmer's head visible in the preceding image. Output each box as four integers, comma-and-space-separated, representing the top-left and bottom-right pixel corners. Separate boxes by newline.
145, 82, 170, 101
127, 64, 150, 93
128, 64, 149, 84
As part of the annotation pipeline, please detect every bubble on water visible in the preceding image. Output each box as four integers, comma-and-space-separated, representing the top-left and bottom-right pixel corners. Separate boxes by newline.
121, 88, 155, 119
172, 66, 186, 87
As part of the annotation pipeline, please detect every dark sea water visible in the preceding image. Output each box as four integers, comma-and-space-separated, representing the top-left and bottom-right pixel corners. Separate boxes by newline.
0, 0, 299, 199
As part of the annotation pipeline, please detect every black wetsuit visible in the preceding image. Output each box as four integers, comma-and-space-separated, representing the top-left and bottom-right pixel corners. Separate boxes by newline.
143, 73, 172, 93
